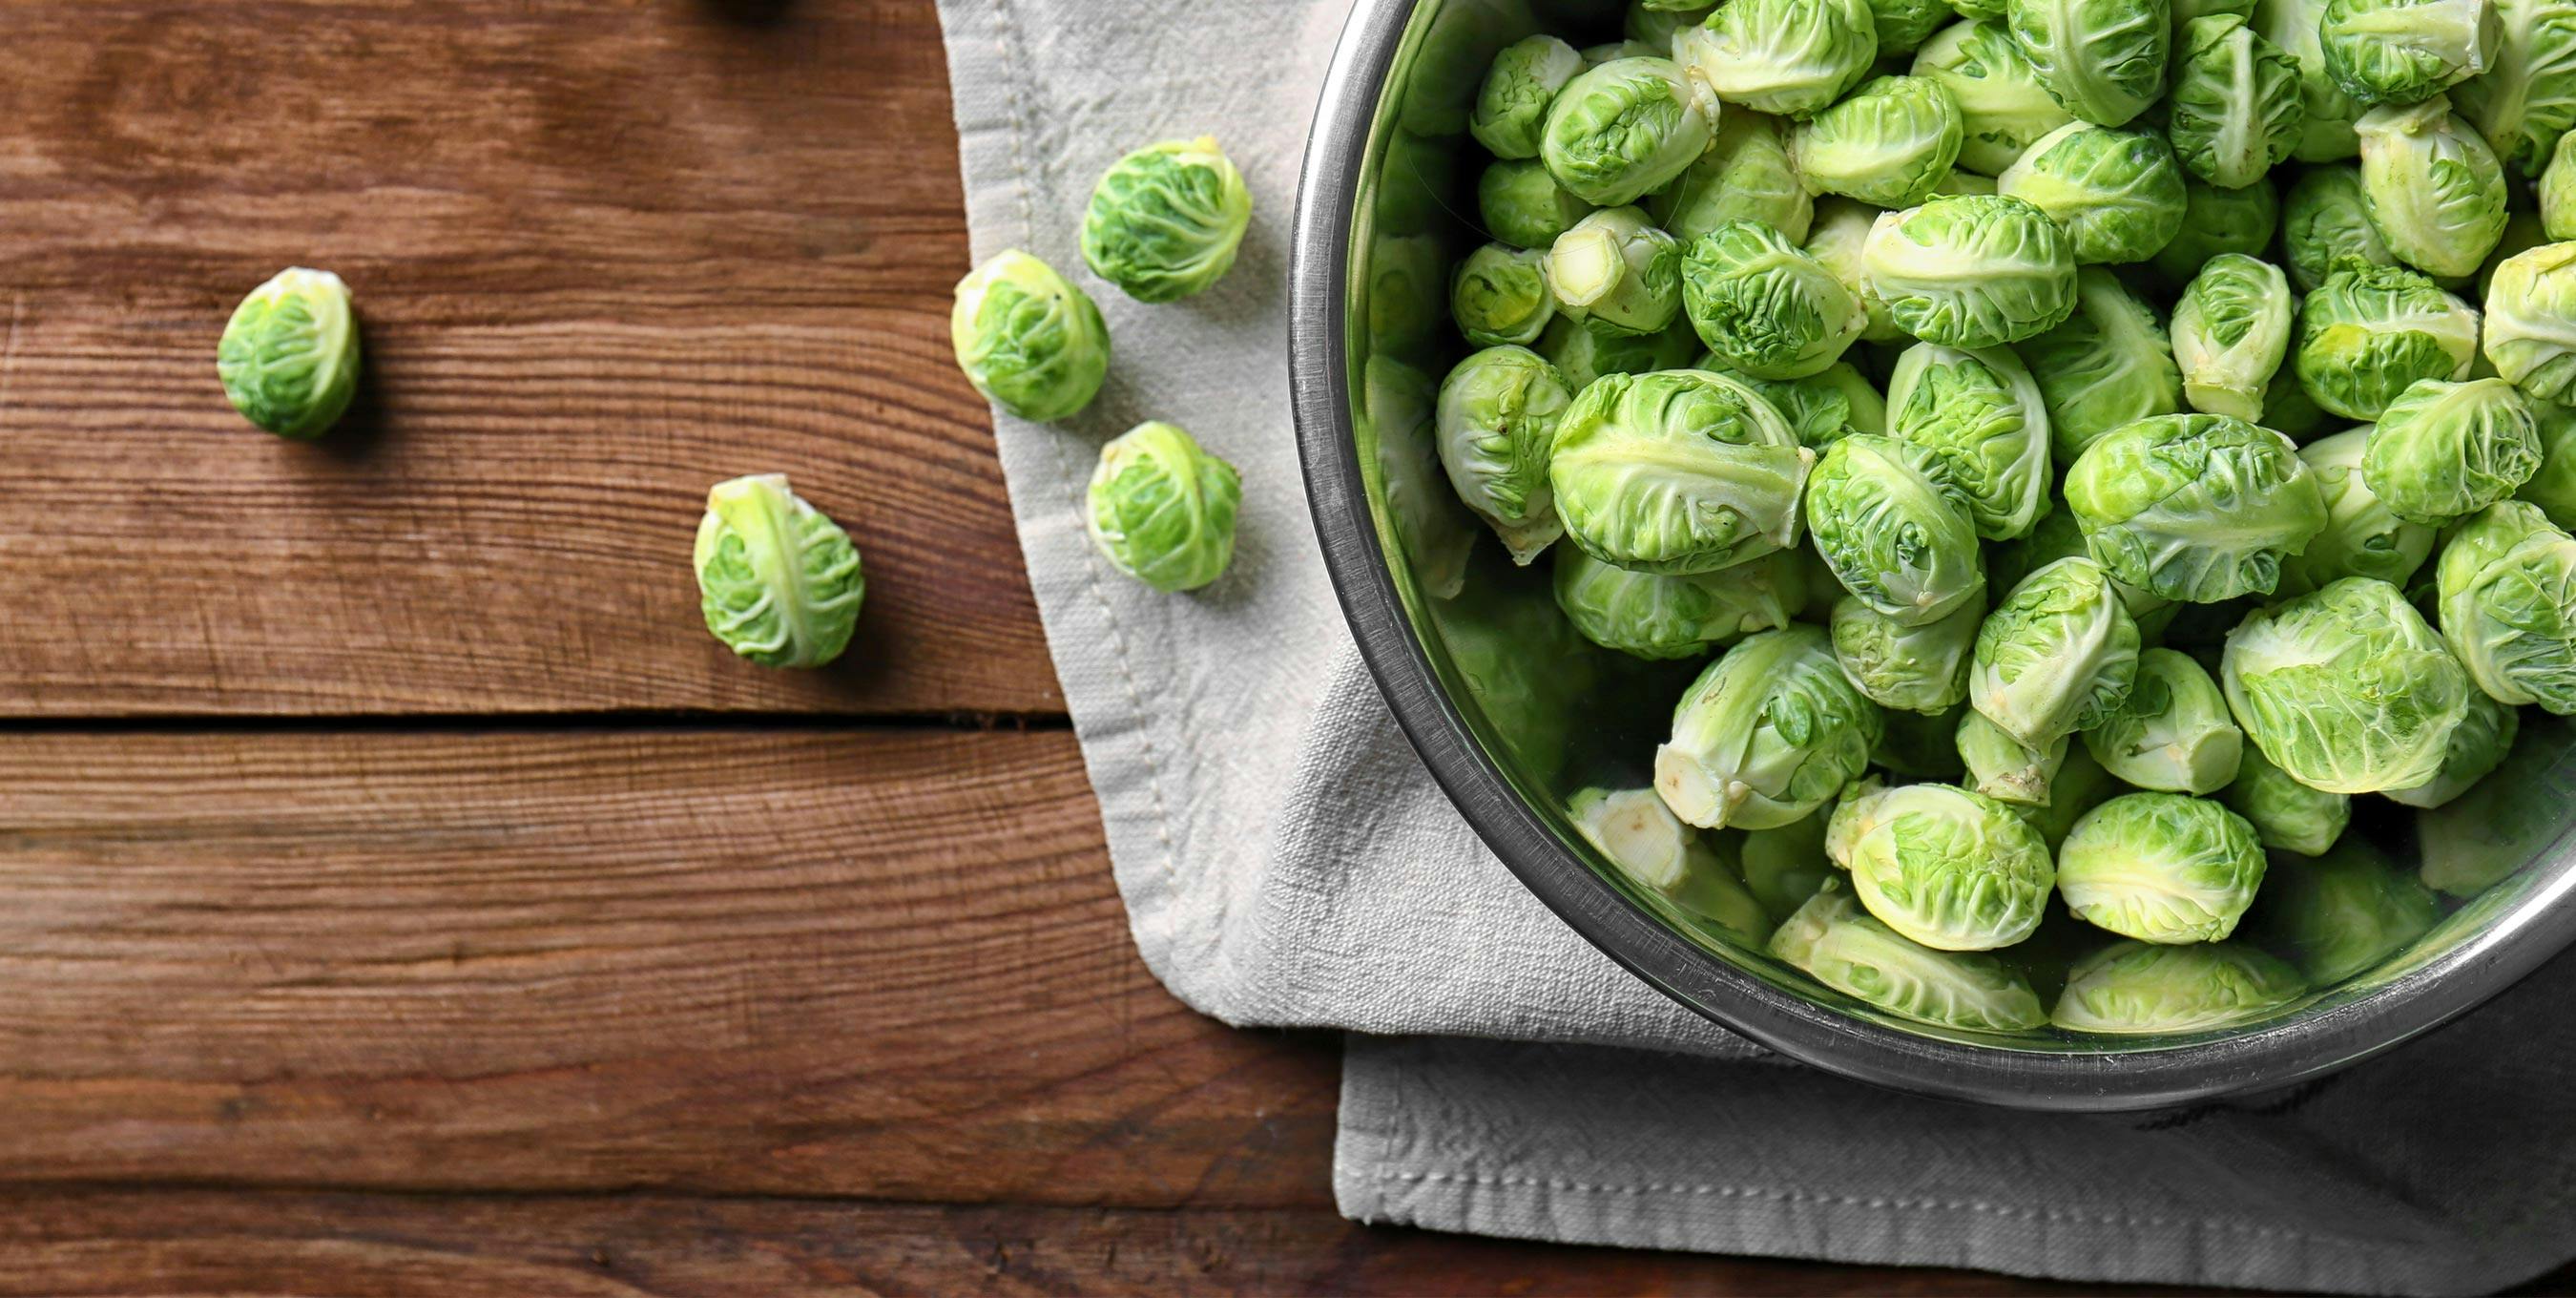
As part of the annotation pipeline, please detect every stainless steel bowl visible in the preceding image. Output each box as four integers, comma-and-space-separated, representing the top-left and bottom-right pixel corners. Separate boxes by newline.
1288, 0, 2576, 1109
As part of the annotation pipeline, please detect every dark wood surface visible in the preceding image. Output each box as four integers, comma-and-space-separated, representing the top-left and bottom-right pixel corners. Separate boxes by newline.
0, 2, 2561, 1294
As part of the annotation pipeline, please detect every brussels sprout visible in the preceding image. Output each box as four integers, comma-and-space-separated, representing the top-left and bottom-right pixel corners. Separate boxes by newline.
2320, 0, 2500, 105
1551, 369, 1814, 573
2256, 0, 2366, 160
2547, 135, 2576, 239
1568, 786, 1773, 943
1451, 244, 1557, 347
1480, 158, 1597, 250
2064, 413, 2326, 601
2217, 746, 2352, 853
1435, 346, 1575, 563
1741, 809, 1837, 919
1834, 593, 1984, 711
1910, 19, 2079, 174
2517, 399, 2576, 527
2149, 175, 2280, 283
1087, 422, 1241, 593
949, 250, 1111, 424
1699, 359, 1891, 449
1874, 702, 1971, 778
693, 474, 864, 670
1958, 707, 2072, 802
2418, 714, 2575, 892
1656, 625, 1885, 827
2056, 790, 2267, 942
2281, 166, 2399, 293
1769, 884, 2049, 1029
1862, 196, 2079, 347
2354, 97, 2510, 281
2385, 686, 2520, 806
2278, 427, 2441, 596
2484, 241, 2576, 403
1673, 0, 1880, 118
2052, 939, 2304, 1032
2483, 210, 2553, 301
2165, 16, 2306, 188
1805, 434, 1990, 624
216, 267, 362, 440
1679, 221, 1869, 380
2455, 0, 2576, 176
1629, 0, 1717, 43
1807, 199, 1909, 343
1082, 137, 1254, 304
1556, 545, 1809, 659
2008, 0, 2173, 128
1884, 344, 2053, 537
2255, 839, 2441, 982
2222, 576, 2471, 790
1650, 113, 1815, 245
1471, 35, 1587, 160
2080, 647, 2245, 791
2361, 378, 2542, 524
1545, 207, 1684, 337
1987, 508, 2176, 627
2170, 255, 2295, 421
2437, 499, 2576, 710
1542, 57, 1721, 206
1826, 781, 2056, 948
2012, 268, 2185, 463
2295, 264, 2482, 420
1873, 0, 1965, 52
1537, 316, 1704, 389
1993, 122, 2188, 264
1971, 555, 2144, 745
1790, 75, 1968, 208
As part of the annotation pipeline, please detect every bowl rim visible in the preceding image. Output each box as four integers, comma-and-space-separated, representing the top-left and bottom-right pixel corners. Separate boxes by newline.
1284, 0, 2576, 1111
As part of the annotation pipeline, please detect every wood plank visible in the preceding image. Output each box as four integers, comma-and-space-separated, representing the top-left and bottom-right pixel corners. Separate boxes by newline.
0, 1189, 2244, 1297
0, 729, 1333, 1204
0, 0, 1059, 716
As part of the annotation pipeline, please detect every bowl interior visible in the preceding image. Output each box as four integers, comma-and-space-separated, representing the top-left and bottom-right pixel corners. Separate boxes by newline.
1309, 0, 2576, 1089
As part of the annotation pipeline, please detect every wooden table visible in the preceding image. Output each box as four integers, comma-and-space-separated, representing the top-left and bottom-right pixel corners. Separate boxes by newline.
0, 3, 2560, 1293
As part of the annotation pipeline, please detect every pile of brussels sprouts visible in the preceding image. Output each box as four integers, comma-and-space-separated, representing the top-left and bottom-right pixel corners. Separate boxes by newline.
1444, 0, 2576, 1036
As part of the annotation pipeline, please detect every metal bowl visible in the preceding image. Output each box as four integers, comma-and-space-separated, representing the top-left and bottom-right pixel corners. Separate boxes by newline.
1287, 0, 2576, 1109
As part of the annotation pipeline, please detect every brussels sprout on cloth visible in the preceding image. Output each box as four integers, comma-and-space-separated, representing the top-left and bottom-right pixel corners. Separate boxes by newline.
2217, 747, 2351, 854
2361, 377, 2542, 526
2438, 499, 2576, 712
693, 474, 864, 670
950, 249, 1111, 423
2012, 267, 2183, 464
217, 267, 362, 440
1554, 546, 1809, 659
1679, 220, 1867, 380
2166, 15, 2305, 188
1540, 57, 1719, 206
2295, 263, 2481, 420
1832, 592, 1984, 713
1434, 345, 1574, 563
1827, 781, 2057, 949
2170, 255, 2295, 422
1672, 0, 1880, 118
1768, 884, 2048, 1029
1550, 368, 1814, 574
1861, 195, 2079, 346
1469, 34, 1586, 160
1086, 421, 1241, 593
1994, 122, 2186, 264
1971, 555, 2144, 747
1805, 434, 1989, 625
2354, 97, 2510, 282
2058, 791, 2266, 942
2081, 647, 2245, 792
2223, 576, 2472, 791
2065, 413, 2327, 603
1654, 624, 1884, 828
1080, 136, 1254, 303
1910, 18, 2076, 174
2050, 939, 2305, 1032
1544, 206, 1683, 336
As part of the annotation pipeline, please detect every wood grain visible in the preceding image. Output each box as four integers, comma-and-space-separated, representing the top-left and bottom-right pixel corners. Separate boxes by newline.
0, 728, 1333, 1205
0, 1188, 2234, 1298
0, 0, 1059, 717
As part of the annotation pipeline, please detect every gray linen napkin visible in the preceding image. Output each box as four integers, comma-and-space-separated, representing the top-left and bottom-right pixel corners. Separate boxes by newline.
931, 0, 2576, 1290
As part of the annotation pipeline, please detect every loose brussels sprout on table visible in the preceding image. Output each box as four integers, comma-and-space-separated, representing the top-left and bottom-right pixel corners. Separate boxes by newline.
951, 249, 1111, 424
694, 474, 864, 670
1790, 75, 1968, 208
1081, 136, 1253, 304
1654, 625, 1883, 829
1993, 122, 2186, 264
1434, 345, 1574, 563
1672, 0, 1880, 119
1678, 220, 1867, 379
217, 267, 362, 440
1086, 422, 1241, 593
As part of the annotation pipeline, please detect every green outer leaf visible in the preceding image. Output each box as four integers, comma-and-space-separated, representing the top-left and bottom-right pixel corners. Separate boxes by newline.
2008, 0, 2173, 127
1679, 220, 1867, 380
1769, 885, 2048, 1031
693, 474, 865, 670
1860, 195, 2079, 347
2437, 499, 2576, 711
1085, 421, 1243, 593
2063, 412, 2327, 603
1654, 624, 1885, 828
216, 267, 362, 440
2220, 576, 2470, 791
2165, 15, 2306, 189
1540, 57, 1719, 206
950, 250, 1111, 424
1970, 555, 2144, 748
2057, 791, 2266, 943
1080, 137, 1255, 303
2050, 940, 2304, 1033
1549, 369, 1814, 574
1827, 783, 2057, 950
